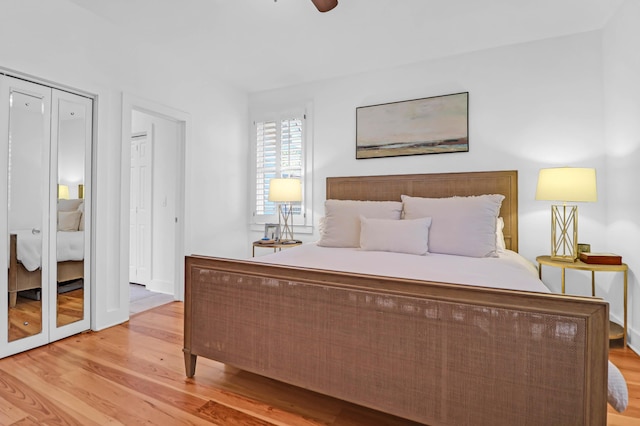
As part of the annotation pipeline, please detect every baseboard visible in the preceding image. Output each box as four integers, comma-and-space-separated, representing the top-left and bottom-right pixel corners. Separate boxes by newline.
147, 279, 173, 295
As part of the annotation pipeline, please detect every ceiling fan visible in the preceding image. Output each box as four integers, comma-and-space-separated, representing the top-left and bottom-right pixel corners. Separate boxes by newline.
310, 0, 338, 13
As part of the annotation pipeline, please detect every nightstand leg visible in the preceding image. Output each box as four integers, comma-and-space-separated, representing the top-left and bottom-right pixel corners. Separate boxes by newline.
538, 264, 542, 280
624, 270, 628, 347
591, 271, 595, 297
561, 268, 565, 294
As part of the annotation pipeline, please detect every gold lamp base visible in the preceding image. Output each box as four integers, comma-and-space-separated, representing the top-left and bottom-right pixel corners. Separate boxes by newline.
278, 203, 295, 242
550, 204, 578, 262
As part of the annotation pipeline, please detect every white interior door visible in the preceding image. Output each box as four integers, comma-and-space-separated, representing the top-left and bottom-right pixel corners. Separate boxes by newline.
49, 89, 93, 342
129, 131, 152, 285
0, 76, 52, 357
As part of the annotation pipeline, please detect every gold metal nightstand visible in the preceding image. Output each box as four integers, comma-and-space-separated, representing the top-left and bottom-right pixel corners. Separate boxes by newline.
537, 255, 628, 347
252, 241, 302, 257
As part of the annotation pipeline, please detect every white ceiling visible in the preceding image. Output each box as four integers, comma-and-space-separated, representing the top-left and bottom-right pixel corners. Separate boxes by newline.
68, 0, 623, 92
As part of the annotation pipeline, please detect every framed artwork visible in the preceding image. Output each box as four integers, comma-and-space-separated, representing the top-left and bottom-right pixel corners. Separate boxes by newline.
356, 92, 468, 159
264, 223, 280, 241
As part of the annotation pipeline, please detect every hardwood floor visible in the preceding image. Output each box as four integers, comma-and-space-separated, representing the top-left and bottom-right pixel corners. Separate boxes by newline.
0, 301, 638, 425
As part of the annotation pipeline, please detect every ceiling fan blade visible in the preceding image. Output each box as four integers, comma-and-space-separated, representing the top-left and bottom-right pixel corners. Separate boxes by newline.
310, 0, 338, 13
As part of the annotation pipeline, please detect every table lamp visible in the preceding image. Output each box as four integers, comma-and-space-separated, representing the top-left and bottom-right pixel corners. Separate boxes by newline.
58, 184, 69, 200
268, 178, 302, 242
535, 167, 597, 262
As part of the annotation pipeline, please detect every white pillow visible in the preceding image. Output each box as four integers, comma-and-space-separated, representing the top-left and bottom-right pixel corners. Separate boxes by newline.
360, 217, 432, 255
608, 361, 628, 412
317, 200, 403, 248
58, 198, 83, 212
496, 217, 506, 252
78, 202, 85, 231
58, 210, 81, 231
401, 194, 505, 258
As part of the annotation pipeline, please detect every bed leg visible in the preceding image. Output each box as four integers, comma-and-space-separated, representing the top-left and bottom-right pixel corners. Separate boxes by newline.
183, 349, 197, 377
9, 292, 17, 308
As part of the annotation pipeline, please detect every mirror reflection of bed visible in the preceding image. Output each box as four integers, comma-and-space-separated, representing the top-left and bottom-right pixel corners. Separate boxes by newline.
8, 198, 86, 341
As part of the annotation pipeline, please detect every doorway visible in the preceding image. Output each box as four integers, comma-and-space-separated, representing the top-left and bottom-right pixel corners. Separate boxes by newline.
128, 110, 181, 312
122, 94, 187, 315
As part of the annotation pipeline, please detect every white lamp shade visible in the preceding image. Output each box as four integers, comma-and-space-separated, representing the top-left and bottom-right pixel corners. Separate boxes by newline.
268, 178, 302, 202
535, 167, 597, 202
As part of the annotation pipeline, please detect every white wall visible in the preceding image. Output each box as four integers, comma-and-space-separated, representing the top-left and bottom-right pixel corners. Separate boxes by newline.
250, 31, 606, 261
250, 30, 640, 343
0, 0, 249, 330
603, 0, 640, 349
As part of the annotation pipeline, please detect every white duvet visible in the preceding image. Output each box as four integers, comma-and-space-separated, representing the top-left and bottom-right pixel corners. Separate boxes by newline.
253, 242, 550, 293
13, 229, 84, 272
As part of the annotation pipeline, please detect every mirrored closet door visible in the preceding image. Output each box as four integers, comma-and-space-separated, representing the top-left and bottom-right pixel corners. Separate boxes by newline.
0, 74, 92, 358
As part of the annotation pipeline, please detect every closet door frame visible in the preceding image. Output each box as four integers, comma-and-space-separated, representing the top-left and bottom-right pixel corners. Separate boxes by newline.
0, 70, 95, 358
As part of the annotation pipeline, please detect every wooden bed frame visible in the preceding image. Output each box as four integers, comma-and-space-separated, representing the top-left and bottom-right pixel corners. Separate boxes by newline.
8, 233, 84, 307
183, 170, 609, 425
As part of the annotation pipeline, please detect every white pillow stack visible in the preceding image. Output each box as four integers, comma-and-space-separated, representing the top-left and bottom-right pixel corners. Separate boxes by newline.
318, 194, 505, 258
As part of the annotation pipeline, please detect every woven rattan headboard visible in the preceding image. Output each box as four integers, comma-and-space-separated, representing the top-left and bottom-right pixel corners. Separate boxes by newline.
326, 170, 518, 252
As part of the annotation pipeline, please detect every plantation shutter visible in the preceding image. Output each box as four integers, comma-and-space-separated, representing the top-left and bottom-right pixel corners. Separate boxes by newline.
255, 116, 304, 218
256, 121, 278, 216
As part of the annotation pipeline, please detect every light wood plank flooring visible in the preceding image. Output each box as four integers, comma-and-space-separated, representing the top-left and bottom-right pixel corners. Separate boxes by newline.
0, 302, 638, 425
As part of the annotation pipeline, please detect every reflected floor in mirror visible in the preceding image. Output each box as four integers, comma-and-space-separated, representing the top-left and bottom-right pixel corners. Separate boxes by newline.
8, 285, 84, 341
8, 294, 43, 342
129, 283, 174, 315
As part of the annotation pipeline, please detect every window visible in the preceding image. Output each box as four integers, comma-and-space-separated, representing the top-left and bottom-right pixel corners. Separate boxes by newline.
252, 108, 311, 229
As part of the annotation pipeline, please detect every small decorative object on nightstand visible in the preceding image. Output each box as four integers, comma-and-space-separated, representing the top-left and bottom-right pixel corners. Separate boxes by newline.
579, 252, 622, 265
577, 243, 591, 256
537, 255, 628, 347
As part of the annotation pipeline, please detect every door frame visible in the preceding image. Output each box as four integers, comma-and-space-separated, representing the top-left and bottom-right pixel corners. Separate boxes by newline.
121, 94, 189, 304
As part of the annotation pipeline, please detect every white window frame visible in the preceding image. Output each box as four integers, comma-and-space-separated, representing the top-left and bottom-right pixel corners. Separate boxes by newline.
250, 103, 313, 234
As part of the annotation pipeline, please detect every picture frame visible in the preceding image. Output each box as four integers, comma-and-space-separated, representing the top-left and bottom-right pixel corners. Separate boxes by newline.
264, 223, 281, 241
356, 92, 469, 159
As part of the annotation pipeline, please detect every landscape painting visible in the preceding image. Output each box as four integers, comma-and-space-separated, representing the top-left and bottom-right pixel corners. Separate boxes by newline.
356, 92, 468, 159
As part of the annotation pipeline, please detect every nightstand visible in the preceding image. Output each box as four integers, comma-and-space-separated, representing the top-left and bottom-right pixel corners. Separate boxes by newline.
252, 241, 302, 257
537, 255, 628, 347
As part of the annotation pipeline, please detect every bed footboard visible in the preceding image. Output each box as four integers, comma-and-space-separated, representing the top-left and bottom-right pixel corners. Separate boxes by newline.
184, 255, 608, 426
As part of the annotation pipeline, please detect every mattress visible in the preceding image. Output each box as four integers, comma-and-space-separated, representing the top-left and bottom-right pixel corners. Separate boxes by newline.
13, 229, 84, 272
252, 242, 550, 293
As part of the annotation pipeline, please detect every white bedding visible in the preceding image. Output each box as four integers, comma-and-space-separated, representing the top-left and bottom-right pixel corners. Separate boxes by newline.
13, 229, 84, 272
253, 242, 550, 293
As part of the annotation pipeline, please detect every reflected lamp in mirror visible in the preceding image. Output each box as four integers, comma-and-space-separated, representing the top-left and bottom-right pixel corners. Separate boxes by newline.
268, 178, 302, 242
78, 184, 84, 199
58, 184, 69, 200
535, 167, 597, 262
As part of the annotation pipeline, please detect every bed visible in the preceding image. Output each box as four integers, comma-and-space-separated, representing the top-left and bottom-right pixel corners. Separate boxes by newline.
184, 170, 610, 425
8, 199, 85, 308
